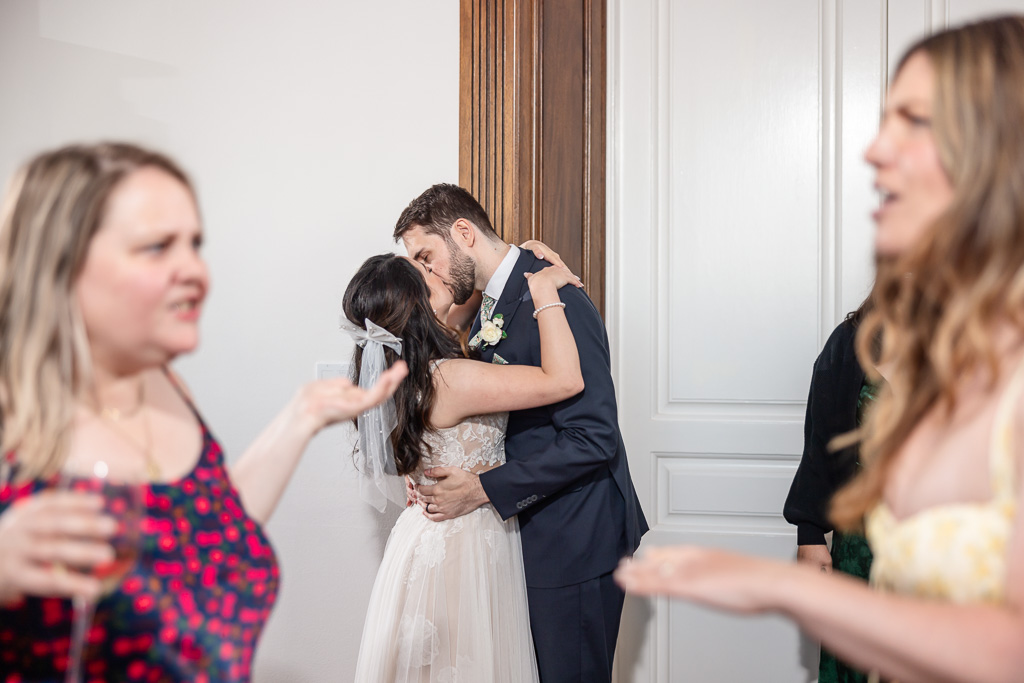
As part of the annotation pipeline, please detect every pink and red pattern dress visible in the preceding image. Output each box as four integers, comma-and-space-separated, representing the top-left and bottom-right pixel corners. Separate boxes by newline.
0, 417, 279, 683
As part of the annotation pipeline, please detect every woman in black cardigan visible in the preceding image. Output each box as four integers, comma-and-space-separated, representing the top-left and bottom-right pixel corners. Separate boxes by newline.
784, 297, 878, 683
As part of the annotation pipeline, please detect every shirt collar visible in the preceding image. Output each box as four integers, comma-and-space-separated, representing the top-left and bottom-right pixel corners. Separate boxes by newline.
483, 245, 521, 301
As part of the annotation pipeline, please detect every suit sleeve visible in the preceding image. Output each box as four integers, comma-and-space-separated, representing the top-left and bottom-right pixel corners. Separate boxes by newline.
478, 287, 620, 520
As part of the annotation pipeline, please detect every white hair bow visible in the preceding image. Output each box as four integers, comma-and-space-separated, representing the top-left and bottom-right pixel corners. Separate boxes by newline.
339, 316, 406, 511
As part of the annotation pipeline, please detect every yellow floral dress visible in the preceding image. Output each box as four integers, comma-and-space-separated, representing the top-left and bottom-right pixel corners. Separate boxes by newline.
864, 364, 1021, 681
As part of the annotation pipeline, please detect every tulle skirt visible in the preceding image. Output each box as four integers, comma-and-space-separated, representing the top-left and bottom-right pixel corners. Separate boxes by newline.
354, 504, 539, 683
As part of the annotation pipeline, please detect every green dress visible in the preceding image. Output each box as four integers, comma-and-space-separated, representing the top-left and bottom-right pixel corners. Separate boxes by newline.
817, 381, 877, 683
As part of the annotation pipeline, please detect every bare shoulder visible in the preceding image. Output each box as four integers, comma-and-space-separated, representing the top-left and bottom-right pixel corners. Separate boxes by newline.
429, 358, 481, 428
432, 357, 486, 389
159, 365, 195, 401
150, 365, 200, 424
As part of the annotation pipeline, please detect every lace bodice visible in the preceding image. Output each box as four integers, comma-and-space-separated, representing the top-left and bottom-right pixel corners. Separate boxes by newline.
415, 412, 508, 485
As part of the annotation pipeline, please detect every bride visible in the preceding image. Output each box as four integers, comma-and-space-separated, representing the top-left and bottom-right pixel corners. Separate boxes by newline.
343, 252, 582, 682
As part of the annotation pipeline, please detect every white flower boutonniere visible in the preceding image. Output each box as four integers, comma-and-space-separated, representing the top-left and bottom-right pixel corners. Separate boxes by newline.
479, 314, 507, 346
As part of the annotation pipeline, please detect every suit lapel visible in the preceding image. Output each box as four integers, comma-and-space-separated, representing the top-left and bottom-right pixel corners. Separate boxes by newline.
470, 249, 537, 331
490, 250, 537, 331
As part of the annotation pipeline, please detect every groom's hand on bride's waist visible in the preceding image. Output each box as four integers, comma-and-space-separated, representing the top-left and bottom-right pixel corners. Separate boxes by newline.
417, 467, 490, 522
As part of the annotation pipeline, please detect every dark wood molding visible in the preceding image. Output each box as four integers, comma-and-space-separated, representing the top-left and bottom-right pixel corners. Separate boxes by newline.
460, 0, 606, 315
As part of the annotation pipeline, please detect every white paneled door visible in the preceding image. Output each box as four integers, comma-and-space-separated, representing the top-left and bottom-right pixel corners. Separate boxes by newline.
609, 1, 1024, 681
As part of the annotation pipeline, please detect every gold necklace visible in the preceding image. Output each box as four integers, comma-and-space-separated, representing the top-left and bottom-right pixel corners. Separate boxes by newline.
94, 382, 162, 481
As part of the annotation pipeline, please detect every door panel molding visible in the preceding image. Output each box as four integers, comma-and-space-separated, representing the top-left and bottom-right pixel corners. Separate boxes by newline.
611, 0, 879, 679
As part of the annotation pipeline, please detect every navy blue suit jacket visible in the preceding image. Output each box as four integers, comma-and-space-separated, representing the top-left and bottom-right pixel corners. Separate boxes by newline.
475, 251, 648, 588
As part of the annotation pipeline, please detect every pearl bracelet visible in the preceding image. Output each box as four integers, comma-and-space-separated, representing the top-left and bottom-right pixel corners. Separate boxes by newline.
533, 302, 566, 319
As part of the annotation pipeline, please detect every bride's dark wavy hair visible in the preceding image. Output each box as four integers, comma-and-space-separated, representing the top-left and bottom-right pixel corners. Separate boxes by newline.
342, 254, 466, 475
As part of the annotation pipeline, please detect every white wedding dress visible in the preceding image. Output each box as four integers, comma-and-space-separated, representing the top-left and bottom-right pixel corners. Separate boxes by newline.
353, 408, 540, 683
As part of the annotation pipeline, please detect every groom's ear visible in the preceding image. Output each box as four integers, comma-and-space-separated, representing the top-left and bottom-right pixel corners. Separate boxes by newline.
450, 218, 477, 248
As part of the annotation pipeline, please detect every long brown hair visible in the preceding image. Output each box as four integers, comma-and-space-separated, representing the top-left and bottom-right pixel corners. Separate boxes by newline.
0, 143, 195, 482
832, 16, 1024, 529
342, 254, 468, 475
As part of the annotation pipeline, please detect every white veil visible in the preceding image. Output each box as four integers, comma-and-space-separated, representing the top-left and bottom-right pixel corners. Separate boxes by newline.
340, 316, 408, 511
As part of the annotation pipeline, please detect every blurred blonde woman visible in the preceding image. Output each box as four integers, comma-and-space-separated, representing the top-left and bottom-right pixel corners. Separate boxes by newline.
617, 15, 1024, 683
0, 143, 405, 681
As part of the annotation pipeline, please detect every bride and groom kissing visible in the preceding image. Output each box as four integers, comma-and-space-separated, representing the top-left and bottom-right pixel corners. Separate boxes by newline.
344, 183, 648, 683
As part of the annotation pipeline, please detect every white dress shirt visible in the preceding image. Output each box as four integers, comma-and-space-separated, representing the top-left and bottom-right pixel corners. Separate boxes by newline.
483, 244, 521, 302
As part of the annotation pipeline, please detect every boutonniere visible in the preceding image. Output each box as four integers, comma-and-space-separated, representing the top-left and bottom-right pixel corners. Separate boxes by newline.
478, 313, 508, 346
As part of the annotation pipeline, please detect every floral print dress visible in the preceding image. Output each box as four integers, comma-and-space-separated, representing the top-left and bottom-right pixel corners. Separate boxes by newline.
0, 415, 279, 683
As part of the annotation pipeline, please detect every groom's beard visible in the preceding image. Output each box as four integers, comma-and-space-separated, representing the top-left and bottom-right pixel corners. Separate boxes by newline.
447, 244, 478, 305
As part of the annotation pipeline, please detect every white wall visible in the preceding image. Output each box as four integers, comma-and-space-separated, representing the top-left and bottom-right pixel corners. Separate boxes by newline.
0, 2, 458, 680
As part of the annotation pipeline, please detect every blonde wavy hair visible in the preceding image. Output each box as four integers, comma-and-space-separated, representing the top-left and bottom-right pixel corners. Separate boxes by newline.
831, 15, 1024, 530
0, 143, 194, 482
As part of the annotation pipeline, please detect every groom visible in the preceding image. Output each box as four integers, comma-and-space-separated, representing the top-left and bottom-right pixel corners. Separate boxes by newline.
395, 184, 648, 683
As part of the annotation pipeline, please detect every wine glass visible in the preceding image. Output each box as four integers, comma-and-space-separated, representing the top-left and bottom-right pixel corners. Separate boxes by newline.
58, 458, 144, 683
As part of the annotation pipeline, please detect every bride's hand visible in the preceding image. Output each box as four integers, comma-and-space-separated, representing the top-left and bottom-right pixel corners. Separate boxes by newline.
524, 265, 583, 294
405, 476, 419, 507
519, 240, 578, 280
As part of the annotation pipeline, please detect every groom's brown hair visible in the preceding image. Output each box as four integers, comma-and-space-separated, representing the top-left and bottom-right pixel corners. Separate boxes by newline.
393, 183, 501, 244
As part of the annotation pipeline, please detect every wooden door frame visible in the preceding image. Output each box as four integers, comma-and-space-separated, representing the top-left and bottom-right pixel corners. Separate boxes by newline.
459, 0, 607, 316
